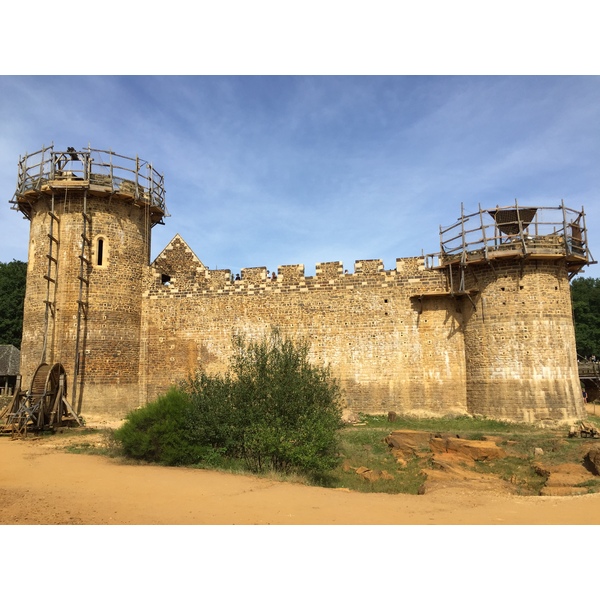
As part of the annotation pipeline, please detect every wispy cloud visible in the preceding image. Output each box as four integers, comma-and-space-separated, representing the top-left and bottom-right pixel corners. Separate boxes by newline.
1, 76, 599, 277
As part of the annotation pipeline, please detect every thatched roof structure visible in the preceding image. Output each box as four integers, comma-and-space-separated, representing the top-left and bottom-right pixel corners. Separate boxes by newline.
0, 345, 20, 376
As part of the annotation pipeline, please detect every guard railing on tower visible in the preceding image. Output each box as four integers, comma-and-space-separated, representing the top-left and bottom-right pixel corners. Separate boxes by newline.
424, 201, 595, 288
10, 145, 168, 226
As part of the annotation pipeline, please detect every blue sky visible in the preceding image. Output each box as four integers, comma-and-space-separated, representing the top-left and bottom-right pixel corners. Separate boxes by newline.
2, 75, 599, 279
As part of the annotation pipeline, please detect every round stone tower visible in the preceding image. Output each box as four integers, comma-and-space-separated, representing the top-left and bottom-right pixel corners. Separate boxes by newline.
435, 203, 592, 422
10, 145, 167, 416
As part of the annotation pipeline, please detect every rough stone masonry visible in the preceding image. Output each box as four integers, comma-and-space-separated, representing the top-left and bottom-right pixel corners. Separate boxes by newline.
13, 147, 588, 423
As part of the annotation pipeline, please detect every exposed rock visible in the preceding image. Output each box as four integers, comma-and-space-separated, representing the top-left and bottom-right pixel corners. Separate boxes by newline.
536, 462, 597, 496
341, 459, 354, 473
534, 447, 544, 456
420, 462, 514, 495
341, 411, 360, 424
393, 454, 408, 467
380, 470, 395, 481
431, 453, 475, 473
429, 437, 448, 454
354, 466, 394, 483
542, 462, 593, 479
384, 430, 432, 457
355, 467, 380, 482
481, 435, 505, 444
545, 471, 592, 488
429, 437, 507, 461
584, 446, 600, 475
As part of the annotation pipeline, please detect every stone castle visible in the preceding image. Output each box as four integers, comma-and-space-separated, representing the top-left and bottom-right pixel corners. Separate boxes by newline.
10, 146, 594, 423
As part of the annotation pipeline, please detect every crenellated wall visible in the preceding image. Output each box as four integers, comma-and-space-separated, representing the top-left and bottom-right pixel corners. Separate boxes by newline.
141, 235, 468, 417
136, 233, 584, 423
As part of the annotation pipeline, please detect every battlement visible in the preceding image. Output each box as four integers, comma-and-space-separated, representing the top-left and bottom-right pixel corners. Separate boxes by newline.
147, 234, 446, 299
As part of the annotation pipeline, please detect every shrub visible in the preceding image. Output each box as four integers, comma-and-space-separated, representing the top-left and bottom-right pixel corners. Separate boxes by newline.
227, 330, 343, 474
115, 330, 343, 476
184, 371, 241, 458
114, 387, 203, 465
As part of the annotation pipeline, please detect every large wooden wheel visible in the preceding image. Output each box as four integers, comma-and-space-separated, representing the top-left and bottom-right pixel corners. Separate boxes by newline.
29, 363, 67, 427
1, 362, 81, 436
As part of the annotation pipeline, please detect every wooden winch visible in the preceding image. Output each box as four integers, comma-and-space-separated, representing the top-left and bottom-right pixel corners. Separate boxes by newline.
0, 363, 83, 436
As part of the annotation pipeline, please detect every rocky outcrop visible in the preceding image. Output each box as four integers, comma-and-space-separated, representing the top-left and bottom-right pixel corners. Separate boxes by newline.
384, 430, 432, 464
535, 463, 596, 496
429, 437, 507, 461
354, 466, 394, 482
584, 446, 600, 475
419, 433, 511, 494
419, 452, 515, 495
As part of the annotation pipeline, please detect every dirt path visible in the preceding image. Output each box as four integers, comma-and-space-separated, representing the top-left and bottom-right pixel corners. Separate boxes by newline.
2, 435, 600, 525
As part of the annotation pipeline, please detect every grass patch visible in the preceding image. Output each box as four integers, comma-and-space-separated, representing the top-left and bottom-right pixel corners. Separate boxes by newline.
58, 426, 104, 437
472, 456, 548, 495
65, 428, 123, 458
360, 413, 536, 435
574, 479, 600, 494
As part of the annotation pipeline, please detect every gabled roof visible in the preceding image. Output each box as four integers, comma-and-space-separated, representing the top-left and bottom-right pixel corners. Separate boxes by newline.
151, 234, 208, 283
0, 345, 20, 376
152, 234, 205, 269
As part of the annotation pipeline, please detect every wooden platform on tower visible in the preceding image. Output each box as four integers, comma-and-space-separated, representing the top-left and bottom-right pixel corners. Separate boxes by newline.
423, 201, 595, 294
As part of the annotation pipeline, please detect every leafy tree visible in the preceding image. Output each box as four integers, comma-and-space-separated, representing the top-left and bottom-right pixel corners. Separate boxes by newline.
570, 276, 600, 358
0, 260, 27, 348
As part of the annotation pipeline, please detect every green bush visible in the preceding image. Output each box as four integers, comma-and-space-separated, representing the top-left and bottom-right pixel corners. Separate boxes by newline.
184, 371, 241, 458
227, 330, 342, 474
115, 330, 343, 476
114, 388, 204, 465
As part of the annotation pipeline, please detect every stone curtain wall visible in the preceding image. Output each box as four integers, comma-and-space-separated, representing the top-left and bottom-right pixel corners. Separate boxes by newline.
138, 235, 583, 422
141, 236, 468, 416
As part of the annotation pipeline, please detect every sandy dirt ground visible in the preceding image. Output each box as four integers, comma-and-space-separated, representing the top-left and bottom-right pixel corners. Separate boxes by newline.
2, 428, 600, 526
